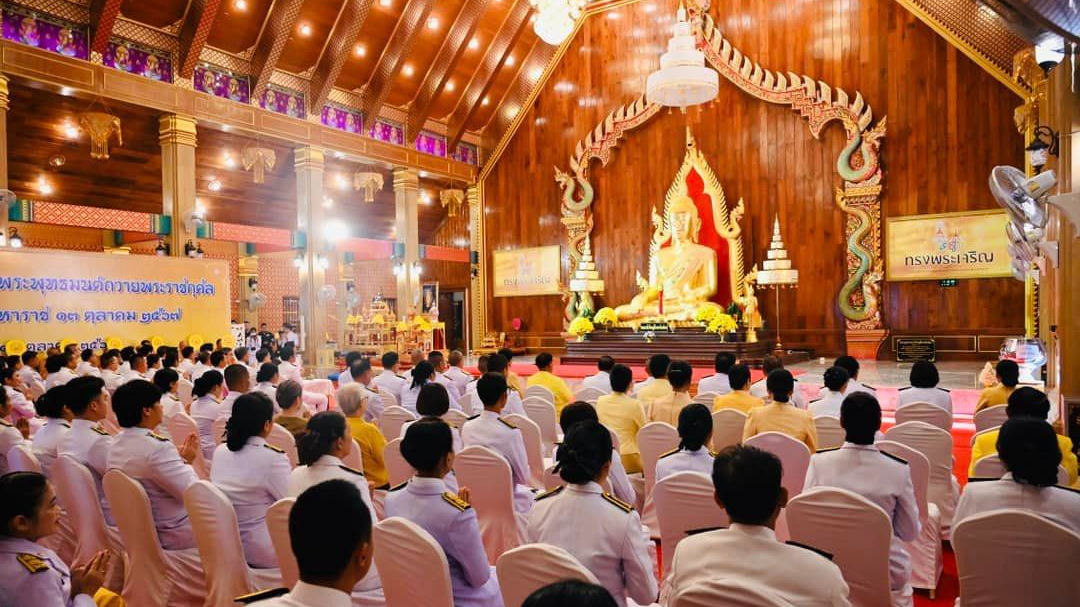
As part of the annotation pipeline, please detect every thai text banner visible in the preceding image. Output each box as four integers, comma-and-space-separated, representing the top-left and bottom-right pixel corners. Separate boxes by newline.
493, 246, 562, 297
886, 210, 1012, 281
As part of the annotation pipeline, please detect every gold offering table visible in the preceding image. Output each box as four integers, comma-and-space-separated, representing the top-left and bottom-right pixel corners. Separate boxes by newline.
562, 327, 778, 368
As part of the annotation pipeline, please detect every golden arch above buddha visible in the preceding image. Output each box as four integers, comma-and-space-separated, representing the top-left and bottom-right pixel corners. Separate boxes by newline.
613, 131, 749, 324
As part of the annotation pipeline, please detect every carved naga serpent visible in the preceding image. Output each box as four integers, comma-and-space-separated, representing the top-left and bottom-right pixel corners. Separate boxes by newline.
836, 189, 883, 325
837, 116, 885, 184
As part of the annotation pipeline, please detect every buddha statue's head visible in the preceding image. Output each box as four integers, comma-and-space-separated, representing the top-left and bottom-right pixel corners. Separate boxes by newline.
668, 195, 702, 244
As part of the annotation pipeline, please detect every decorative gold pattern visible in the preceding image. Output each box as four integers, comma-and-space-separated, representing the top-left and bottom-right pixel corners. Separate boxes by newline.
354, 172, 384, 203
241, 145, 277, 183
78, 111, 122, 159
440, 188, 465, 217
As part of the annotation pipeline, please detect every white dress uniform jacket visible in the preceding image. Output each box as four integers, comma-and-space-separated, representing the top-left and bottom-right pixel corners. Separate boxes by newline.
44, 367, 79, 391
384, 477, 503, 607
954, 473, 1080, 535
580, 371, 613, 395
356, 383, 384, 422
106, 426, 199, 550
445, 366, 473, 398
0, 537, 95, 607
287, 454, 383, 602
59, 419, 115, 525
804, 443, 921, 602
461, 411, 534, 515
245, 581, 351, 607
190, 394, 227, 461
750, 378, 808, 409
75, 361, 100, 378
18, 367, 46, 401
696, 372, 732, 397
808, 389, 846, 419
210, 437, 291, 569
100, 369, 126, 394
277, 361, 302, 384
399, 380, 461, 415
896, 386, 953, 416
0, 419, 26, 475
842, 380, 876, 397
527, 482, 656, 607
655, 447, 715, 482
190, 362, 210, 382
463, 381, 524, 417
178, 359, 196, 378
4, 386, 35, 421
662, 523, 852, 607
31, 419, 70, 475
371, 371, 407, 399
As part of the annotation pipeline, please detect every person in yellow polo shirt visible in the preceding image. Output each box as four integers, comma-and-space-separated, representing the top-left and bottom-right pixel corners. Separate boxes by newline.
337, 383, 389, 489
635, 354, 674, 406
743, 369, 817, 452
975, 359, 1020, 413
527, 352, 574, 416
713, 364, 764, 414
596, 364, 647, 474
969, 387, 1076, 484
649, 360, 693, 425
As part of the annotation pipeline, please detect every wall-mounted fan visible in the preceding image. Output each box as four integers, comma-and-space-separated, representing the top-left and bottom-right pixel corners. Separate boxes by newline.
988, 165, 1080, 281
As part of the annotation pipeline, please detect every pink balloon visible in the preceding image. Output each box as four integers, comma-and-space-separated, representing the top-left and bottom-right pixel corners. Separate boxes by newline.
511, 317, 523, 331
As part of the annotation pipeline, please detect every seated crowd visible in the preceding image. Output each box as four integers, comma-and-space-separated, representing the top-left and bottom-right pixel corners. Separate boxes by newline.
0, 341, 1077, 607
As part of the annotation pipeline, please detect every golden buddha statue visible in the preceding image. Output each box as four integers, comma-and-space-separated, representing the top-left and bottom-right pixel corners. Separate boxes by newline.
615, 195, 724, 322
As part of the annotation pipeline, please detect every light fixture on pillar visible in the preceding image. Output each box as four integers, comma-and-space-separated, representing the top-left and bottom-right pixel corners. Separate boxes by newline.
185, 239, 198, 257
1026, 126, 1059, 174
207, 176, 223, 192
440, 188, 465, 217
645, 3, 719, 109
8, 228, 23, 248
354, 172, 384, 202
183, 203, 207, 234
316, 255, 329, 270
155, 239, 169, 256
411, 261, 422, 277
392, 258, 405, 276
293, 254, 304, 268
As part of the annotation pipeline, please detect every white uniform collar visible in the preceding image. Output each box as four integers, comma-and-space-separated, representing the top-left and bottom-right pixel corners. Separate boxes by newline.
729, 523, 777, 541
246, 436, 268, 448
566, 481, 604, 495
288, 581, 353, 607
841, 442, 878, 452
313, 454, 344, 468
683, 446, 710, 456
408, 476, 447, 494
480, 410, 501, 420
71, 418, 102, 430
121, 427, 153, 437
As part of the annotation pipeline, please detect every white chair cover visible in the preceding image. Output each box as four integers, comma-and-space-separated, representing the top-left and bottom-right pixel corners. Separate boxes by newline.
265, 498, 298, 588
168, 413, 211, 479
102, 470, 206, 607
373, 517, 454, 607
6, 443, 41, 473
692, 392, 719, 407
744, 432, 811, 500
266, 423, 298, 467
711, 409, 747, 453
458, 392, 475, 416
636, 422, 680, 537
953, 509, 1080, 605
524, 385, 555, 404
973, 405, 1008, 433
443, 409, 469, 428
177, 378, 194, 408
380, 406, 416, 441
383, 438, 412, 487
102, 399, 121, 436
671, 579, 796, 607
971, 455, 1007, 479
895, 402, 953, 431
503, 413, 546, 488
884, 421, 959, 538
342, 440, 364, 471
523, 398, 560, 452
542, 465, 562, 491
211, 417, 228, 445
183, 480, 282, 606
876, 440, 943, 593
496, 543, 599, 607
575, 386, 606, 404
786, 487, 893, 607
453, 445, 525, 563
53, 456, 125, 592
813, 416, 845, 450
378, 388, 399, 413
7, 445, 77, 566
653, 471, 729, 575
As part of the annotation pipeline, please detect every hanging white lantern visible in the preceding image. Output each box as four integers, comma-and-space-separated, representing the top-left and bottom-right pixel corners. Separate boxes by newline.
530, 0, 587, 46
645, 4, 718, 108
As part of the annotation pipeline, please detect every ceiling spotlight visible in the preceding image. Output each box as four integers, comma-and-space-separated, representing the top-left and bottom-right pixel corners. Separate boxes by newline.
354, 44, 366, 57
62, 121, 79, 140
322, 195, 334, 209
298, 23, 312, 36
445, 80, 455, 92
481, 96, 490, 106
403, 63, 415, 77
505, 55, 515, 66
420, 191, 432, 204
379, 0, 392, 6
37, 176, 54, 196
427, 17, 439, 30
336, 174, 350, 190
48, 154, 66, 168
468, 37, 479, 50
233, 0, 247, 11
223, 152, 236, 168
207, 177, 222, 192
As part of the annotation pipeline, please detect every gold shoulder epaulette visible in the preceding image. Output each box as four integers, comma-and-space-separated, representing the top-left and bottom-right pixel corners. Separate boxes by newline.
497, 417, 517, 429
442, 492, 471, 512
535, 486, 564, 501
786, 540, 833, 560
233, 587, 289, 604
148, 432, 170, 442
880, 451, 908, 465
657, 448, 679, 460
602, 493, 633, 513
16, 553, 49, 573
91, 426, 109, 436
338, 465, 364, 476
709, 450, 719, 457
389, 481, 408, 492
264, 443, 285, 453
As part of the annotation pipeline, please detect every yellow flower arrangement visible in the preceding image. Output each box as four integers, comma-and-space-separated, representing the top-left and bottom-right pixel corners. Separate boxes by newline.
568, 316, 595, 339
694, 305, 720, 325
414, 319, 433, 332
149, 335, 166, 349
372, 314, 386, 325
395, 321, 409, 332
707, 313, 738, 334
593, 307, 618, 326
186, 334, 204, 349
105, 336, 125, 351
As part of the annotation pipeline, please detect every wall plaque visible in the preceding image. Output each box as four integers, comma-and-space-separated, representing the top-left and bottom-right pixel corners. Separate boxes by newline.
896, 337, 936, 362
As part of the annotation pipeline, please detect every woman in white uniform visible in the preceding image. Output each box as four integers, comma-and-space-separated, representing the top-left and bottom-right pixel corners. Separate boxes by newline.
189, 370, 226, 461
31, 386, 73, 475
655, 403, 715, 482
152, 369, 183, 438
210, 392, 291, 569
896, 360, 953, 416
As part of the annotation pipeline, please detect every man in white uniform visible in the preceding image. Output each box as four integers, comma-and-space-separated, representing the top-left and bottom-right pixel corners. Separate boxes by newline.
444, 351, 473, 397
750, 354, 807, 409
808, 366, 849, 419
696, 352, 735, 397
580, 356, 615, 395
76, 349, 101, 377
18, 351, 46, 401
835, 355, 876, 396
371, 352, 407, 399
44, 352, 79, 390
461, 373, 534, 516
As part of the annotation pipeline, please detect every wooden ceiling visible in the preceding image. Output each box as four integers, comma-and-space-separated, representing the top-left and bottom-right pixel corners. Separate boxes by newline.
95, 0, 543, 149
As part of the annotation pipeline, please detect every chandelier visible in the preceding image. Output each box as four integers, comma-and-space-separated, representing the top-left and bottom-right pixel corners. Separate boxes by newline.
530, 0, 587, 45
645, 4, 718, 108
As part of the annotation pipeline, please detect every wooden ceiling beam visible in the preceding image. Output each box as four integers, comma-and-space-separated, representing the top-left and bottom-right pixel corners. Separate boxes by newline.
309, 0, 378, 118
445, 0, 532, 150
481, 36, 554, 152
178, 0, 224, 79
249, 0, 306, 101
88, 0, 124, 56
359, 0, 438, 130
404, 0, 489, 144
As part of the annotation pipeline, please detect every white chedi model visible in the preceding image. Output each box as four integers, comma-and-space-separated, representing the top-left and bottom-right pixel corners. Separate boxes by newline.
757, 215, 799, 285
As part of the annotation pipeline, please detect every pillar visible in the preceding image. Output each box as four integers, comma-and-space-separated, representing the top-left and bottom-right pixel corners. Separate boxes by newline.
158, 115, 198, 255
0, 74, 10, 242
294, 146, 329, 368
467, 183, 485, 350
393, 167, 420, 315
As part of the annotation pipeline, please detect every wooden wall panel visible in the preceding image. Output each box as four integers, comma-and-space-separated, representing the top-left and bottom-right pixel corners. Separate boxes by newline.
481, 0, 1026, 357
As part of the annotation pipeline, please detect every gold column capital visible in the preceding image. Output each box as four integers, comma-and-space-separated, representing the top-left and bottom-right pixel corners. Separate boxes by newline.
0, 73, 10, 111
158, 114, 198, 147
294, 146, 325, 172
392, 167, 420, 192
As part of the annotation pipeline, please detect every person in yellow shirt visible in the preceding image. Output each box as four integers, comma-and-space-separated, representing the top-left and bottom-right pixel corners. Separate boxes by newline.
498, 347, 526, 394
527, 352, 574, 416
595, 364, 647, 474
648, 360, 693, 425
635, 354, 673, 406
337, 383, 389, 489
975, 359, 1019, 413
969, 387, 1077, 484
713, 364, 764, 414
743, 369, 818, 452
